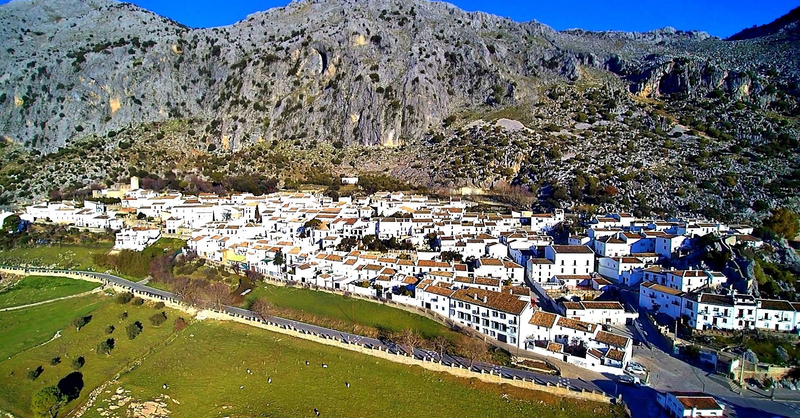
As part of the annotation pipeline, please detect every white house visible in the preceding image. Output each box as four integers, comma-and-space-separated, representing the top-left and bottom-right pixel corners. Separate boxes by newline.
658, 392, 724, 418
114, 227, 161, 251
639, 281, 684, 318
560, 301, 638, 325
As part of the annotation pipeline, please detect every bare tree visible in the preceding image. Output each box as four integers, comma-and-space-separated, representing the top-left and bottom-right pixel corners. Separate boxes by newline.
204, 282, 233, 311
170, 276, 191, 300
178, 278, 207, 307
460, 336, 488, 368
250, 298, 275, 320
396, 329, 423, 356
245, 269, 264, 282
432, 336, 452, 359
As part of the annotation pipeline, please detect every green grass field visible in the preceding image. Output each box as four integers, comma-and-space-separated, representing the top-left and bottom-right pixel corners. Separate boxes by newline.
0, 294, 183, 417
0, 294, 621, 418
0, 243, 113, 270
0, 294, 107, 360
245, 284, 457, 340
81, 321, 623, 418
0, 276, 100, 309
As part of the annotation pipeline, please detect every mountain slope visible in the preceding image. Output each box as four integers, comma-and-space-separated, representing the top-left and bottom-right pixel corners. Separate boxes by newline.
0, 0, 798, 218
1, 0, 797, 152
727, 6, 800, 41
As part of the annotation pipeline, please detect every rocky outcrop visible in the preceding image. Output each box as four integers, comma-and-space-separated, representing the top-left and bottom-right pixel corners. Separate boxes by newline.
0, 0, 797, 153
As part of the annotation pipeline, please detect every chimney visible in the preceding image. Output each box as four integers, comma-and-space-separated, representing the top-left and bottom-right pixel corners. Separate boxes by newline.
483, 295, 488, 303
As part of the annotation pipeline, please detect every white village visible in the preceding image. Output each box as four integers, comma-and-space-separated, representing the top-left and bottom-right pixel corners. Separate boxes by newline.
12, 173, 798, 416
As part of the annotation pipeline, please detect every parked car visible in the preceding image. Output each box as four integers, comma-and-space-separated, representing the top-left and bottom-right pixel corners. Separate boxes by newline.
626, 362, 646, 375
618, 374, 640, 385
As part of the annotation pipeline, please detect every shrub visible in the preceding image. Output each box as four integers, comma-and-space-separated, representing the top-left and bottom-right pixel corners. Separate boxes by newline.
763, 208, 799, 240
131, 297, 144, 306
174, 317, 188, 332
31, 386, 64, 418
71, 356, 85, 370
153, 301, 165, 309
115, 292, 133, 304
71, 316, 90, 331
50, 357, 61, 365
149, 311, 168, 327
27, 365, 44, 380
119, 311, 128, 321
106, 325, 115, 334
96, 339, 115, 356
126, 321, 143, 340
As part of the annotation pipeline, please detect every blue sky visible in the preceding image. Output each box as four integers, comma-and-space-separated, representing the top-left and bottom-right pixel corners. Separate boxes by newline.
2, 0, 796, 37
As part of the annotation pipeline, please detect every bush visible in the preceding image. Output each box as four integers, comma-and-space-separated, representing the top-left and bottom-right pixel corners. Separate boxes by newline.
71, 356, 85, 370
50, 357, 61, 365
71, 315, 90, 331
126, 321, 143, 340
174, 317, 188, 332
31, 386, 64, 418
115, 292, 133, 304
149, 311, 168, 327
106, 325, 115, 334
119, 311, 128, 321
153, 301, 165, 309
96, 338, 115, 356
131, 297, 144, 306
27, 365, 44, 380
763, 208, 799, 240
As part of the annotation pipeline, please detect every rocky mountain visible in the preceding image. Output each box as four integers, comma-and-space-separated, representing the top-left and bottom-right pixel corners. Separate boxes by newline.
0, 0, 798, 218
728, 6, 800, 41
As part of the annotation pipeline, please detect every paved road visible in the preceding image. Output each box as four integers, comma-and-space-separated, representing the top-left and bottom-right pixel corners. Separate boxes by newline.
0, 266, 604, 397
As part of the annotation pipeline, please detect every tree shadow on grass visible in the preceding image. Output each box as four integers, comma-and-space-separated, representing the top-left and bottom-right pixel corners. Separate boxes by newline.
57, 371, 84, 402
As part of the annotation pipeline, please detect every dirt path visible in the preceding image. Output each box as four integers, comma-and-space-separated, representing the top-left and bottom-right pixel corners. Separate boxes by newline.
0, 287, 103, 312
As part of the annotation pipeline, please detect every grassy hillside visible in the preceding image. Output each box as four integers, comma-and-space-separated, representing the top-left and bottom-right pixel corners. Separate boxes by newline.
0, 275, 100, 309
81, 321, 623, 418
0, 294, 183, 417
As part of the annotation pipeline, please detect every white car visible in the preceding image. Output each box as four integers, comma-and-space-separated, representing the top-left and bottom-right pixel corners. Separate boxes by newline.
626, 362, 646, 375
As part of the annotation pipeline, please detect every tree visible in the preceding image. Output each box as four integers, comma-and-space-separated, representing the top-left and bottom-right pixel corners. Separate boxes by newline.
149, 312, 168, 326
27, 365, 44, 380
250, 298, 275, 320
763, 208, 799, 240
131, 297, 145, 306
115, 292, 133, 304
460, 336, 488, 367
126, 321, 143, 340
440, 251, 463, 263
97, 339, 115, 356
273, 250, 284, 267
71, 356, 85, 370
105, 325, 115, 334
245, 269, 264, 281
31, 386, 64, 418
396, 329, 423, 355
303, 219, 322, 230
203, 282, 233, 311
432, 336, 452, 359
173, 317, 188, 332
71, 316, 90, 332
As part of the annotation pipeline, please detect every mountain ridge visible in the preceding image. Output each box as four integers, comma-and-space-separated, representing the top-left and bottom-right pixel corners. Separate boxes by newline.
0, 0, 798, 218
